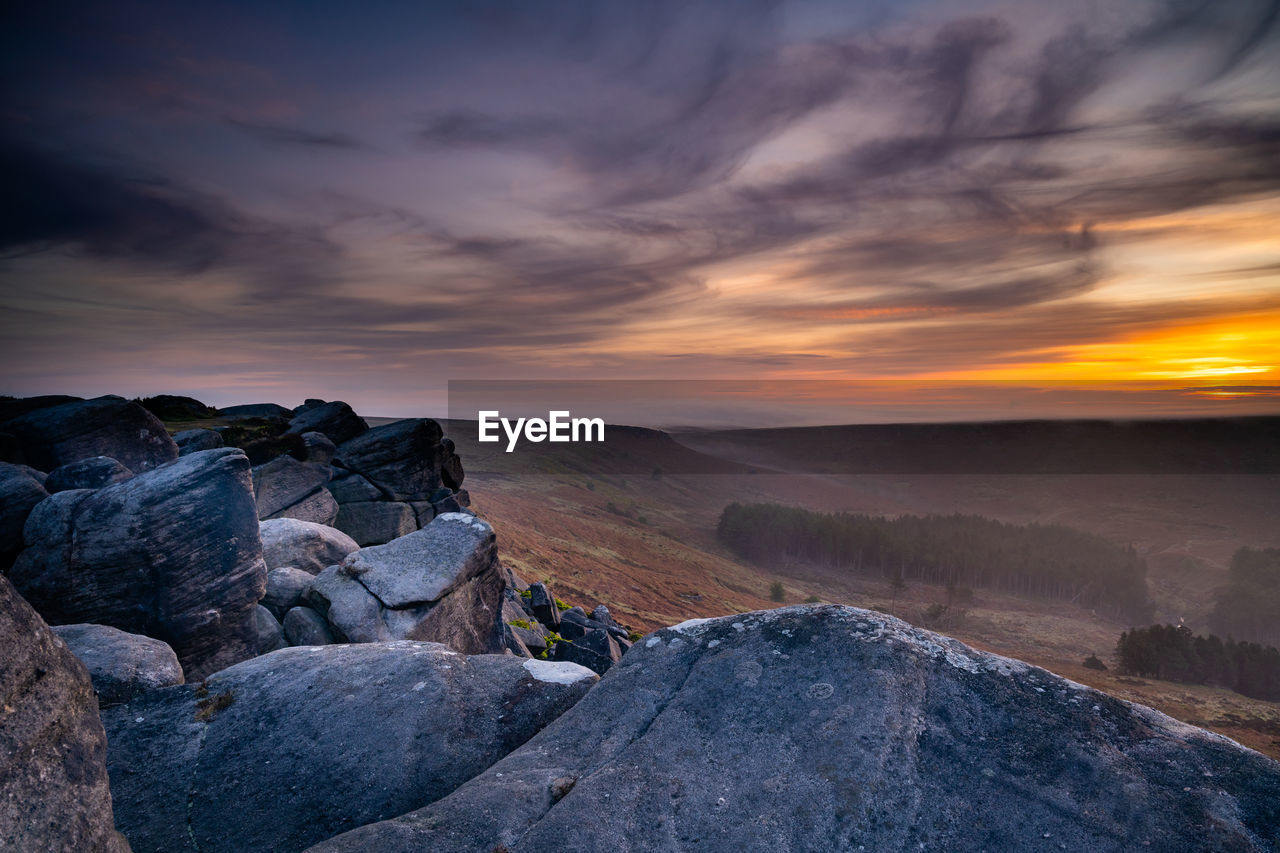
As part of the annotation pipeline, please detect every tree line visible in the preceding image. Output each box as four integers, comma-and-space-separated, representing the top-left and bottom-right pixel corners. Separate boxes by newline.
717, 503, 1151, 619
1210, 547, 1280, 648
1116, 624, 1280, 701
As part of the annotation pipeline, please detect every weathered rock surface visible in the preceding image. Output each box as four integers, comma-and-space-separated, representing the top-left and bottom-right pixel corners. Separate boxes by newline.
282, 606, 334, 646
51, 623, 184, 707
333, 419, 452, 500
308, 605, 1280, 853
10, 448, 267, 680
304, 515, 510, 654
253, 604, 287, 654
334, 499, 417, 546
263, 567, 317, 618
0, 575, 132, 853
0, 462, 47, 567
343, 512, 496, 607
260, 518, 359, 575
528, 582, 560, 630
252, 454, 332, 519
173, 428, 224, 455
103, 642, 597, 853
285, 400, 368, 444
45, 455, 134, 492
1, 395, 178, 473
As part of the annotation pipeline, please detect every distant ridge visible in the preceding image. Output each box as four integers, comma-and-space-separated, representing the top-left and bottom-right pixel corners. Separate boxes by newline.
672, 416, 1280, 474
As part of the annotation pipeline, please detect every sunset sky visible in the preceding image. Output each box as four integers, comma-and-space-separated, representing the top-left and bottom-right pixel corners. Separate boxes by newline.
3, 0, 1279, 420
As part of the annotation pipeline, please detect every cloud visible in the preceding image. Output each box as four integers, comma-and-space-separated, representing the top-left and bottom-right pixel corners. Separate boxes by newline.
224, 118, 370, 150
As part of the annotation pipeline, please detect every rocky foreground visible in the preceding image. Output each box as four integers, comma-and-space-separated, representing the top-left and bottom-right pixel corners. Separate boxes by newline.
2, 394, 1279, 852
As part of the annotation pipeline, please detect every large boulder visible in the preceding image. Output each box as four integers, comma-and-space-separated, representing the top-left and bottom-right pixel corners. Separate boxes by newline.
0, 575, 132, 853
308, 605, 1280, 853
1, 395, 178, 473
103, 642, 597, 853
0, 461, 47, 567
285, 400, 368, 444
52, 623, 184, 707
333, 419, 454, 501
252, 455, 332, 520
259, 518, 359, 575
45, 455, 134, 492
305, 514, 510, 654
10, 448, 268, 680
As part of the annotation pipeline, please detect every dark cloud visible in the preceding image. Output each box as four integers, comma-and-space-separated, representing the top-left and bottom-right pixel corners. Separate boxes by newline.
225, 118, 370, 150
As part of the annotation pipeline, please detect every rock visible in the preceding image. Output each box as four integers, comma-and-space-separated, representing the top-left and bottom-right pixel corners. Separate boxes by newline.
551, 628, 622, 675
590, 604, 615, 627
306, 515, 512, 654
307, 605, 1280, 853
51, 623, 184, 707
272, 485, 339, 526
333, 419, 449, 501
252, 454, 332, 519
300, 431, 336, 465
174, 428, 224, 455
0, 462, 47, 567
0, 575, 132, 853
0, 430, 23, 464
1, 394, 178, 473
528, 582, 560, 630
102, 642, 597, 853
342, 513, 497, 608
334, 500, 417, 546
286, 400, 368, 444
219, 403, 294, 419
328, 470, 383, 502
10, 448, 267, 680
44, 455, 134, 492
305, 565, 392, 643
441, 437, 464, 490
294, 398, 326, 413
263, 567, 315, 618
282, 606, 334, 646
259, 518, 359, 575
253, 605, 287, 654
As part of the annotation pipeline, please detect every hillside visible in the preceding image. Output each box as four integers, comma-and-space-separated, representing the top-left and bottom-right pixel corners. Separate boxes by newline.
441, 417, 1280, 758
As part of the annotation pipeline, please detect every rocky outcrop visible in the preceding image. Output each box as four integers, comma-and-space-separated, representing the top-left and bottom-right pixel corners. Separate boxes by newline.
10, 448, 267, 680
0, 462, 47, 568
1, 395, 178, 473
285, 400, 368, 444
45, 455, 134, 492
0, 575, 132, 853
259, 518, 358, 575
328, 418, 467, 545
304, 514, 508, 654
51, 623, 184, 708
103, 642, 597, 853
219, 403, 293, 419
173, 428, 223, 455
308, 605, 1280, 853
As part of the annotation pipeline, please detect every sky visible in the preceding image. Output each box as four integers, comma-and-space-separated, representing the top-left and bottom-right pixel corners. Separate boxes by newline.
2, 0, 1280, 420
